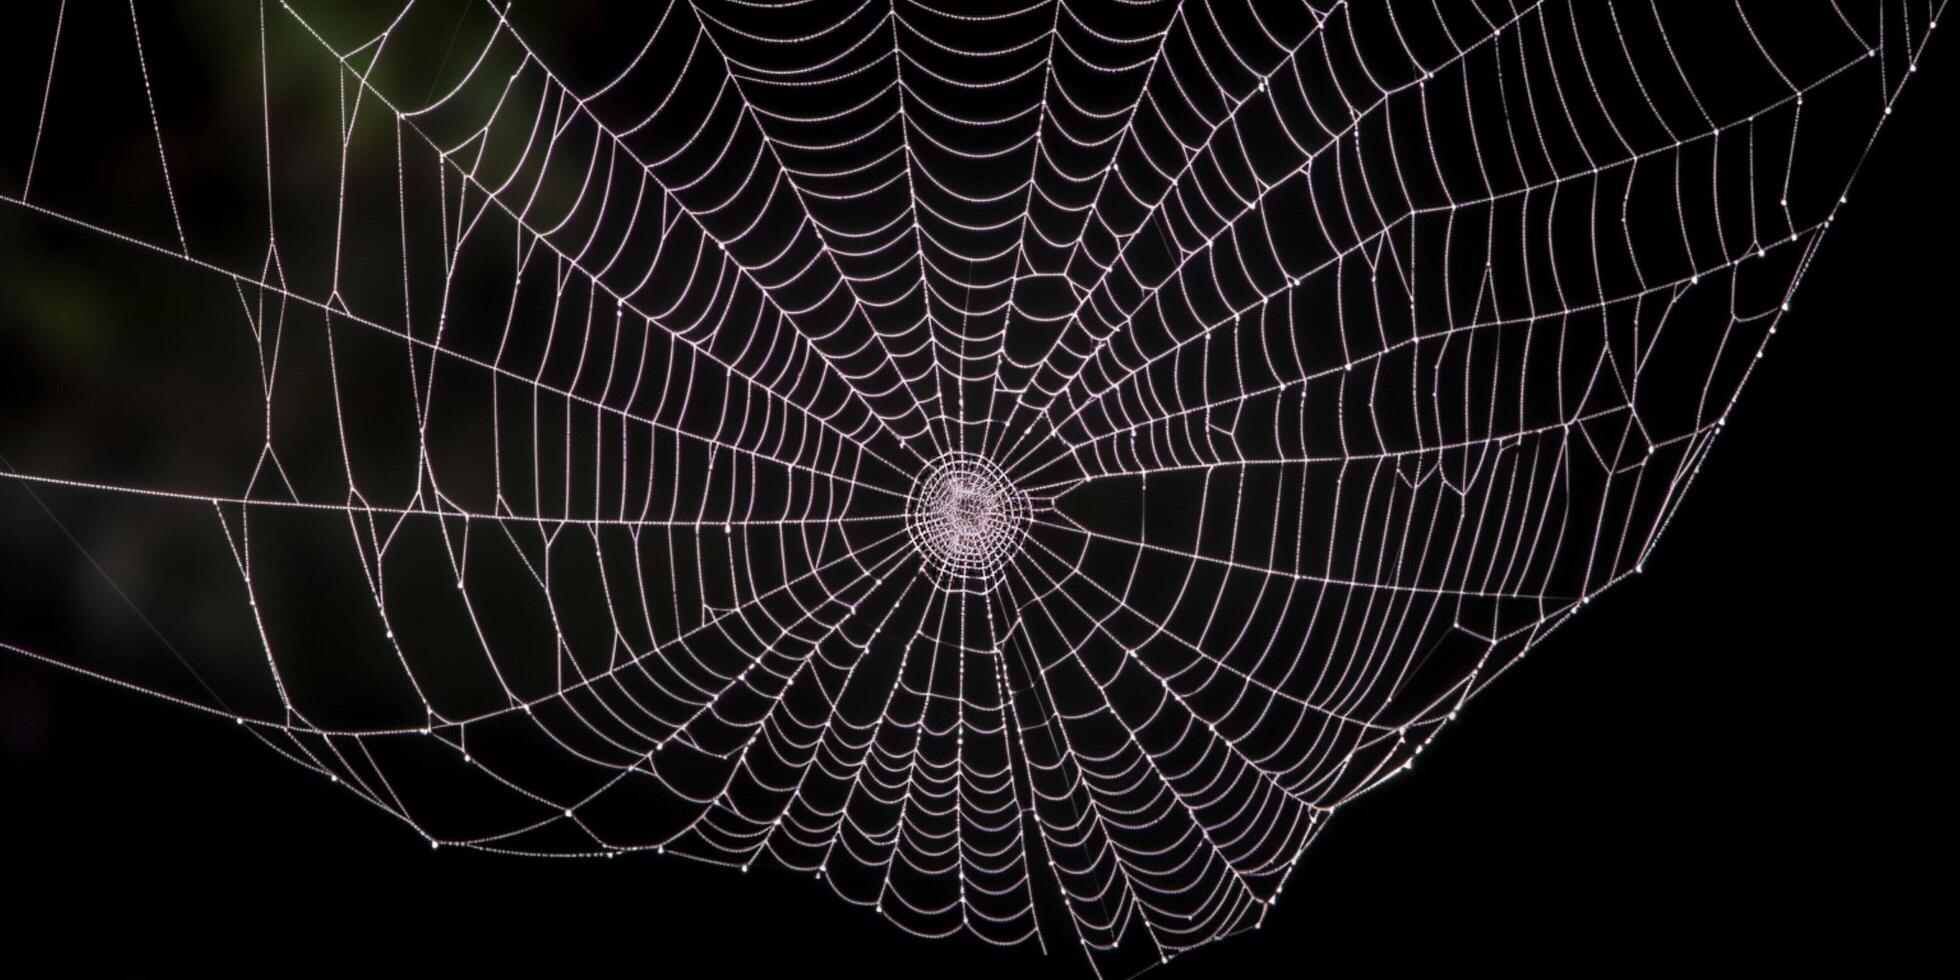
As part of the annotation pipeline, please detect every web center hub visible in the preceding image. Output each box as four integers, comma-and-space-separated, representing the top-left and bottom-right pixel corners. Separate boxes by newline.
905, 452, 1030, 587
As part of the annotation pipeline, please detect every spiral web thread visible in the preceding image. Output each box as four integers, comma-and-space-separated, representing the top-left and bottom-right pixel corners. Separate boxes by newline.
0, 2, 1941, 973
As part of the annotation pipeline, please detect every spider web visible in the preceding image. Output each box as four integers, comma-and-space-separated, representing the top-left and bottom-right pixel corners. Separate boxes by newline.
0, 1, 1941, 973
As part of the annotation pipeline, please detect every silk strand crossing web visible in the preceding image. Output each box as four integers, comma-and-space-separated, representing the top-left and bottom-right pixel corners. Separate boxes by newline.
0, 1, 1941, 974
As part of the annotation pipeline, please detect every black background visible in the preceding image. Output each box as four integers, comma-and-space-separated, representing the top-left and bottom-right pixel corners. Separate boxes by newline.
2, 9, 1950, 979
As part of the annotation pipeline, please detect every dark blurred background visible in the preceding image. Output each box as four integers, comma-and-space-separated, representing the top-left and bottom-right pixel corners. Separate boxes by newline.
1, 3, 1951, 976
